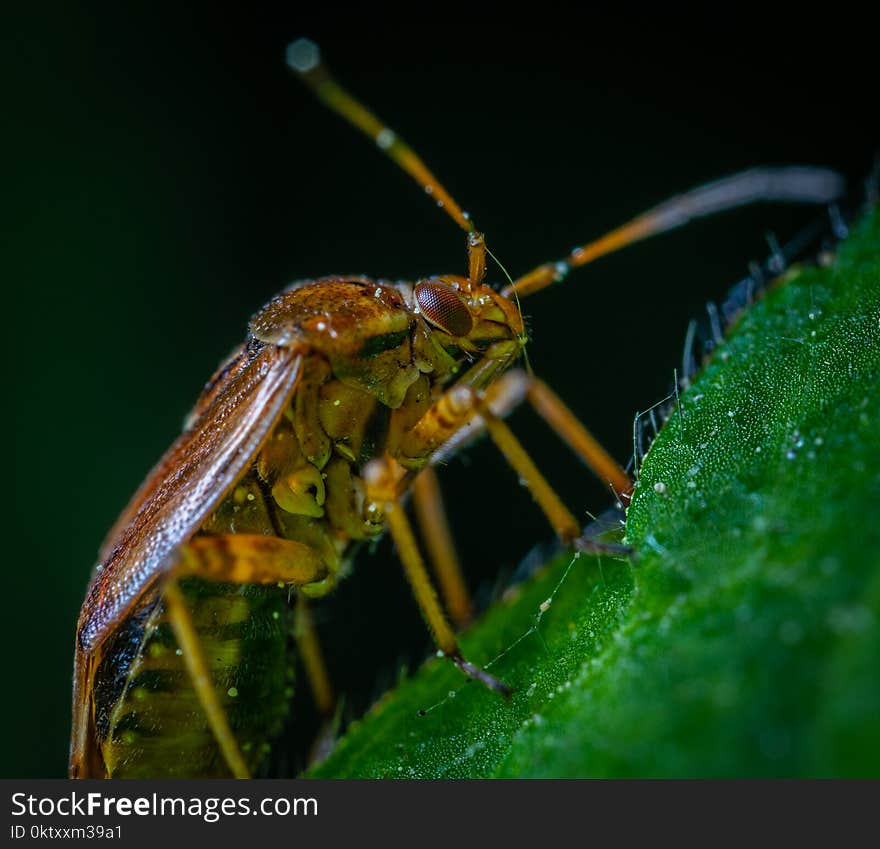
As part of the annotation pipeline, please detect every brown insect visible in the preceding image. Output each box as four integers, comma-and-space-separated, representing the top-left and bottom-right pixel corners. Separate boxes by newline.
69, 38, 843, 778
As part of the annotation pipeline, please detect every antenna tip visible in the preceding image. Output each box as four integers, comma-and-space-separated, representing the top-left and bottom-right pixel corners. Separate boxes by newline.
286, 38, 321, 74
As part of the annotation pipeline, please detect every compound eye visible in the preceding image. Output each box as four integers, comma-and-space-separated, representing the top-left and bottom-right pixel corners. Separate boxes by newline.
414, 280, 473, 337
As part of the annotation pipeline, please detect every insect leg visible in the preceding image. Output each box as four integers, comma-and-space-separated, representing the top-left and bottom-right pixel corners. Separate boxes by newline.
472, 372, 633, 555
521, 375, 633, 500
294, 594, 335, 718
164, 533, 333, 779
176, 533, 331, 588
162, 580, 251, 779
401, 381, 581, 543
363, 459, 510, 697
503, 166, 844, 298
472, 396, 582, 543
412, 467, 473, 628
460, 370, 630, 495
416, 373, 629, 554
294, 594, 341, 766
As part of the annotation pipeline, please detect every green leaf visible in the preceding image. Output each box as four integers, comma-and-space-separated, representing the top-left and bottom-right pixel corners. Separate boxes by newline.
310, 209, 880, 777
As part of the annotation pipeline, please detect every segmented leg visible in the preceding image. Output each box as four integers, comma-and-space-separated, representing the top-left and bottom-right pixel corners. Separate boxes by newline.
409, 370, 631, 552
294, 594, 340, 766
473, 393, 582, 543
362, 376, 615, 695
164, 533, 331, 779
481, 372, 633, 551
412, 467, 473, 628
516, 374, 631, 500
294, 594, 335, 718
363, 459, 509, 696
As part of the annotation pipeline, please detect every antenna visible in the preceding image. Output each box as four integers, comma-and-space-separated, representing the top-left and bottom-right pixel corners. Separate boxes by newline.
503, 167, 845, 298
287, 39, 477, 237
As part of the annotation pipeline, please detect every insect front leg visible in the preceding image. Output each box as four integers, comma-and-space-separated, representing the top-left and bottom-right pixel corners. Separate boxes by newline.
400, 379, 582, 542
482, 370, 634, 555
405, 371, 631, 554
163, 533, 333, 779
520, 376, 632, 501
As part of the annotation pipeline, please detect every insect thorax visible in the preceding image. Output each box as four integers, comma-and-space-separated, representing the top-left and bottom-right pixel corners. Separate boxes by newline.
238, 275, 521, 573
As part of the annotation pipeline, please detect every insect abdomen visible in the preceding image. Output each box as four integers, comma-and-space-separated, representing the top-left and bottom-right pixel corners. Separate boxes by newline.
94, 580, 292, 778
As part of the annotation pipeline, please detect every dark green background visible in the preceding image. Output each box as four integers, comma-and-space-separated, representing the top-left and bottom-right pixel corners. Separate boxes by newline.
8, 5, 875, 776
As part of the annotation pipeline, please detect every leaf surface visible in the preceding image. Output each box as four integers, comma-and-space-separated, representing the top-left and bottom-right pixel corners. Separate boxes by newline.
311, 210, 880, 777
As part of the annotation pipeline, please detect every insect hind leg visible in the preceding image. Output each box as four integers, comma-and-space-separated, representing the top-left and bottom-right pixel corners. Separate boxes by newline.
294, 594, 335, 718
162, 579, 250, 779
164, 533, 333, 779
293, 594, 342, 767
